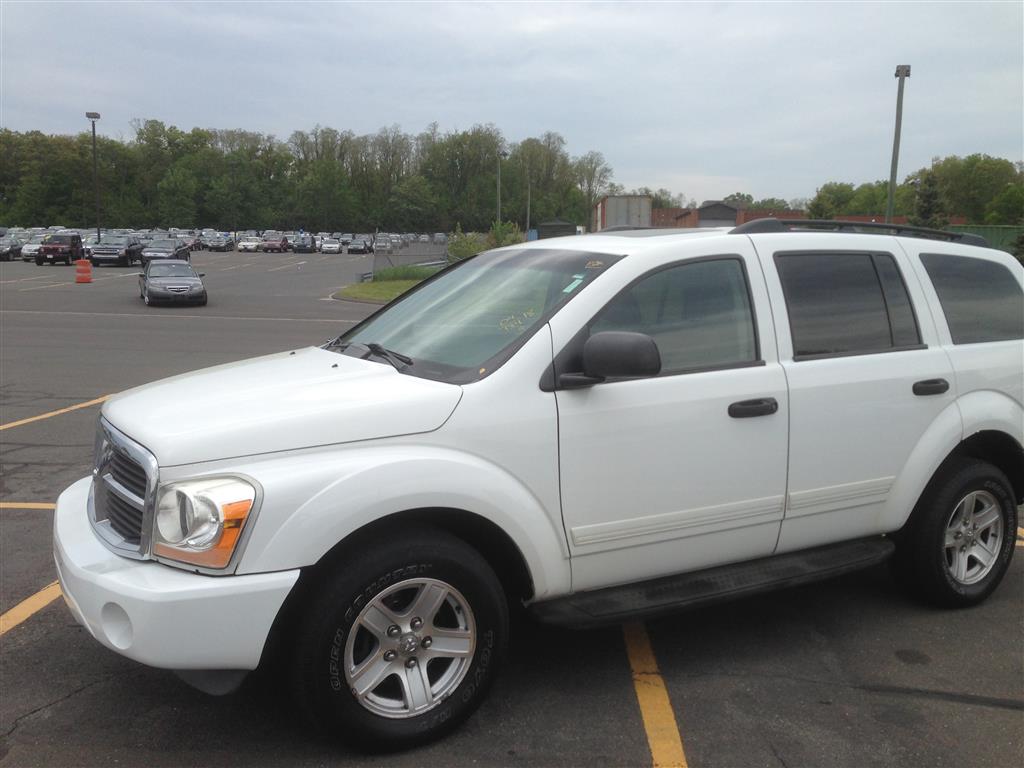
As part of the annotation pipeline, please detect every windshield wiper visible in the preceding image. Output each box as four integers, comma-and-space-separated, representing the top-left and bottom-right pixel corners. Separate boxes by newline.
365, 343, 413, 370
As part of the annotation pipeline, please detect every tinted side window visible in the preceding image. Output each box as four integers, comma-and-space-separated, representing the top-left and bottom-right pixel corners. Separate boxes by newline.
921, 253, 1024, 344
775, 252, 921, 358
591, 258, 758, 373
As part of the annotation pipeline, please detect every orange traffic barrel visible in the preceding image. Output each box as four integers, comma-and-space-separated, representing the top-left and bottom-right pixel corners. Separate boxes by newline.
75, 259, 92, 284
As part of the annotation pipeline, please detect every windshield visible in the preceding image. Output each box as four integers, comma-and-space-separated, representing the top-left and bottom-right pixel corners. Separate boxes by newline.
45, 234, 73, 244
149, 239, 177, 249
149, 264, 196, 278
99, 236, 127, 246
337, 248, 623, 384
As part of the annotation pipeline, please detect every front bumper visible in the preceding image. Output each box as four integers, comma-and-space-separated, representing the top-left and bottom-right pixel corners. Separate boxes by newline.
53, 477, 299, 671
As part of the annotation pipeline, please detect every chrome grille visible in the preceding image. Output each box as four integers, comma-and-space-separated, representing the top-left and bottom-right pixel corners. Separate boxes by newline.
90, 419, 158, 559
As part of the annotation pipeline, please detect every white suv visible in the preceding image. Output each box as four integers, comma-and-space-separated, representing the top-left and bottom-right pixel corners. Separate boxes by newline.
54, 221, 1023, 749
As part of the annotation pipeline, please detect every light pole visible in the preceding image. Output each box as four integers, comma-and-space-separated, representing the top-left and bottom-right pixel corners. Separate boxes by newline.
86, 112, 101, 239
886, 65, 911, 224
496, 149, 508, 225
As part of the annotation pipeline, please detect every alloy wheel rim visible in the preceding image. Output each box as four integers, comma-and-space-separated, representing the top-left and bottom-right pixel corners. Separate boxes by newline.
944, 490, 1003, 585
344, 577, 476, 719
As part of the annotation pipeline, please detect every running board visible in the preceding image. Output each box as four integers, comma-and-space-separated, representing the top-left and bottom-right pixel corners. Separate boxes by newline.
530, 537, 895, 629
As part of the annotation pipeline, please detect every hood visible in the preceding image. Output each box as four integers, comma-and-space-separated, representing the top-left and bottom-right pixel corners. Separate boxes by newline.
149, 275, 202, 286
102, 347, 462, 467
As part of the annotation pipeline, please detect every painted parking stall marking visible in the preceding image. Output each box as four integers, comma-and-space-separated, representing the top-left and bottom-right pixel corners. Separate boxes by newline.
0, 394, 110, 431
623, 622, 688, 768
0, 582, 63, 636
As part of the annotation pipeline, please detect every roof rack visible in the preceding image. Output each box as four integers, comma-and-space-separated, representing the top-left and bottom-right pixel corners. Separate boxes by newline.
730, 218, 988, 247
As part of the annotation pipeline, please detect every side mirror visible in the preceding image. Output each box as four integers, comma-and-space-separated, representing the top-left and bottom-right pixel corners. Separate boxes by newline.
558, 331, 661, 389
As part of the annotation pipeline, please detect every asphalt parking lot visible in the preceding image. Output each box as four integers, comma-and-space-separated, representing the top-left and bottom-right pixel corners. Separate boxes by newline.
1, 249, 1022, 767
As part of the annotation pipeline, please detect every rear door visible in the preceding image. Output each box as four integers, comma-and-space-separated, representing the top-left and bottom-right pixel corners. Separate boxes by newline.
751, 233, 957, 552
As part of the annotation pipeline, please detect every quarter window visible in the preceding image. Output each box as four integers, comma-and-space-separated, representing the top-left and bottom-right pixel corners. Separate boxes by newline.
920, 253, 1024, 344
590, 258, 758, 373
775, 252, 921, 359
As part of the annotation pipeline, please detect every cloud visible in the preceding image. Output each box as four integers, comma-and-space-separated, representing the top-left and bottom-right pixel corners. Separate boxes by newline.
1, 0, 1020, 202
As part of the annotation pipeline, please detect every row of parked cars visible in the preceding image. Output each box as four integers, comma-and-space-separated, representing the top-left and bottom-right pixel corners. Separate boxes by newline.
0, 226, 450, 265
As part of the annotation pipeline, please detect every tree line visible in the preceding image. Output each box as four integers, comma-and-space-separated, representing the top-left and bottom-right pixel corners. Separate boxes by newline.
0, 121, 614, 233
0, 119, 1019, 232
720, 154, 1023, 228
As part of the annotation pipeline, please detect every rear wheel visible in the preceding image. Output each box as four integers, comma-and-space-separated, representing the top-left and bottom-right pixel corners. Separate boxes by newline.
290, 526, 508, 751
894, 458, 1017, 607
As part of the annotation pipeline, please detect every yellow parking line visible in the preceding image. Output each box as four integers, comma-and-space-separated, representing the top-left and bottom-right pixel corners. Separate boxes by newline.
0, 502, 56, 510
623, 622, 688, 768
0, 581, 62, 636
0, 394, 109, 431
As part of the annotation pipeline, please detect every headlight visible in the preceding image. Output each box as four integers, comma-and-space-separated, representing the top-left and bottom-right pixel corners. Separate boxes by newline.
153, 477, 256, 569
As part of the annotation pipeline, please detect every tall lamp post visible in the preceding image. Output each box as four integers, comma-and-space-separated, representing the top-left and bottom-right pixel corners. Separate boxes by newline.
886, 66, 910, 224
86, 112, 101, 239
496, 149, 508, 225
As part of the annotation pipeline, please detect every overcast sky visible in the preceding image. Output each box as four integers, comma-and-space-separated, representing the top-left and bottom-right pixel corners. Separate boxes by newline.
2, 1, 1021, 203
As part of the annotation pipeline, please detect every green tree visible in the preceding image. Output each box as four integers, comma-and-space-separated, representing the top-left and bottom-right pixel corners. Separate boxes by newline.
984, 183, 1024, 224
750, 197, 791, 211
723, 192, 753, 208
807, 182, 855, 218
157, 163, 198, 226
909, 172, 947, 229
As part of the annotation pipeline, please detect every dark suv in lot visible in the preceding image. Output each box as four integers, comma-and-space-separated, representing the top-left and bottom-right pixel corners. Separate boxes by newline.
37, 232, 84, 265
90, 234, 144, 267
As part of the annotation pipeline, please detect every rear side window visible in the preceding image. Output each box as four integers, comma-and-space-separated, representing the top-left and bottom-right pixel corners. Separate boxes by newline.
775, 252, 922, 359
920, 253, 1024, 344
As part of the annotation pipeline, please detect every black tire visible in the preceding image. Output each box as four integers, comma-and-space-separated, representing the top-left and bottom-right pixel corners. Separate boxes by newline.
894, 458, 1017, 607
35, 257, 43, 266
290, 526, 508, 751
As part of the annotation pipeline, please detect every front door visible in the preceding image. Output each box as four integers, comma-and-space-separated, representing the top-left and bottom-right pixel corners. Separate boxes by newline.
554, 249, 789, 591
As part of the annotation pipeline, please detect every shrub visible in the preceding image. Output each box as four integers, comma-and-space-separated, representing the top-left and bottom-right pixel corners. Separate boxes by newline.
372, 265, 440, 282
447, 223, 488, 262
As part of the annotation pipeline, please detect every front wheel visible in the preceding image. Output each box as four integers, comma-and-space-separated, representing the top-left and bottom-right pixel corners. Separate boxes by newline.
894, 458, 1017, 607
290, 526, 508, 751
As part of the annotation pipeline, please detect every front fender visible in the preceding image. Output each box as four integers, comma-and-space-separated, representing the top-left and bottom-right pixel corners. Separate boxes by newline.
233, 444, 571, 599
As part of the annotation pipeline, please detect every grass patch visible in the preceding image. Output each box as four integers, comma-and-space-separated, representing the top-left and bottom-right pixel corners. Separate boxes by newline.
336, 280, 421, 303
372, 265, 440, 282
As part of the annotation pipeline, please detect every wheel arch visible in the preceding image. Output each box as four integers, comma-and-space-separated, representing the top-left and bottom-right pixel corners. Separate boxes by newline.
258, 507, 533, 673
886, 392, 1023, 532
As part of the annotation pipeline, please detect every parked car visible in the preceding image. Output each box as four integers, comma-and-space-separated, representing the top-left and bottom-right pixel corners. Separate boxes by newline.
320, 238, 342, 254
418, 234, 430, 243
138, 259, 207, 306
51, 222, 1024, 751
292, 236, 316, 254
207, 235, 234, 252
141, 238, 191, 265
20, 233, 47, 262
0, 235, 23, 261
347, 237, 371, 254
37, 232, 84, 265
90, 234, 144, 267
433, 233, 447, 244
237, 236, 262, 252
373, 237, 392, 255
339, 233, 353, 246
262, 234, 289, 253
